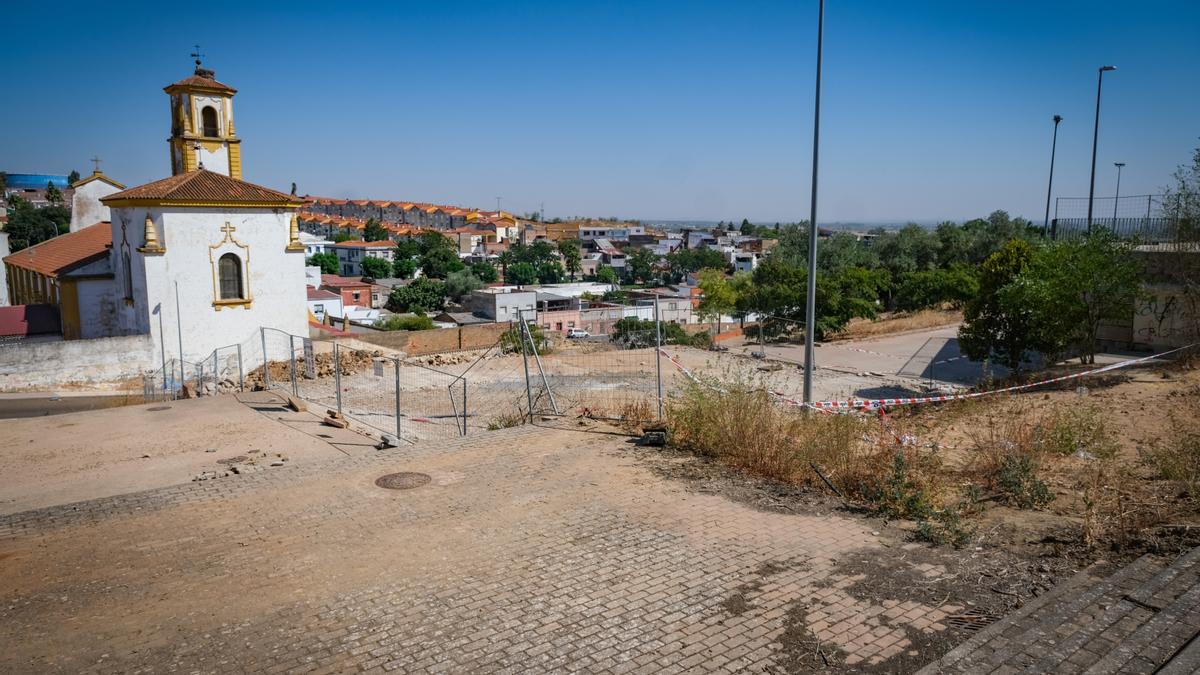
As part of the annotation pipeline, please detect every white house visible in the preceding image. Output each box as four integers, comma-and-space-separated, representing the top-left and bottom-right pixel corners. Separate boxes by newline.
69, 170, 125, 232
733, 251, 760, 273
329, 240, 396, 277
307, 288, 342, 323
299, 230, 333, 257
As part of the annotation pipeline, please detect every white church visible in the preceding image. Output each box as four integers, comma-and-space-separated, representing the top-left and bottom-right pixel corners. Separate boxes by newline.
1, 60, 308, 388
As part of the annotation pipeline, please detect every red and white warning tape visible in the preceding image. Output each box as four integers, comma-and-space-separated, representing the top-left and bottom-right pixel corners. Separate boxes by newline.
659, 343, 1196, 412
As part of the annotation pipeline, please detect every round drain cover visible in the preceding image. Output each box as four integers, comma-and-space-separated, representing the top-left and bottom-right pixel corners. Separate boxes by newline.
375, 472, 431, 490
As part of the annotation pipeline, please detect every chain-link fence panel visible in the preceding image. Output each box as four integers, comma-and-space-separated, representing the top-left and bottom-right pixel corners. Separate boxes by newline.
527, 327, 662, 422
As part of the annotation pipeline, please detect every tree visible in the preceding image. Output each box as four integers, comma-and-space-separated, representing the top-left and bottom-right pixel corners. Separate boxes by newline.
363, 218, 389, 242
1159, 142, 1200, 342
816, 232, 879, 274
697, 268, 737, 333
444, 269, 484, 302
958, 239, 1040, 371
497, 250, 514, 280
3, 195, 70, 251
596, 265, 619, 286
894, 266, 979, 311
740, 218, 753, 235
67, 170, 81, 184
1013, 231, 1142, 364
536, 261, 565, 284
558, 240, 582, 280
360, 256, 391, 279
385, 278, 445, 313
625, 247, 656, 283
506, 262, 538, 286
421, 247, 465, 279
332, 232, 356, 243
44, 182, 63, 206
306, 252, 339, 275
393, 257, 418, 279
374, 313, 434, 331
471, 261, 498, 283
666, 248, 727, 277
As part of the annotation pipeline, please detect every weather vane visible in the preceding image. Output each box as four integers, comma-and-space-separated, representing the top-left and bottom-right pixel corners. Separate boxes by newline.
190, 44, 204, 68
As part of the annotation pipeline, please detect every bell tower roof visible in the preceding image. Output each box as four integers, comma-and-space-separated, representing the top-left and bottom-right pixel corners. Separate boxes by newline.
164, 70, 237, 95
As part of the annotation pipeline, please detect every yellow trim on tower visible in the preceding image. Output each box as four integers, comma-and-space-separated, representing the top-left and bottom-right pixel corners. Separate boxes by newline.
228, 142, 243, 180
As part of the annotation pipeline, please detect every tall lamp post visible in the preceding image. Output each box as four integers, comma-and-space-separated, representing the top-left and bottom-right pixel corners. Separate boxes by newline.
1087, 65, 1117, 232
1044, 114, 1063, 232
1112, 162, 1125, 224
802, 0, 825, 407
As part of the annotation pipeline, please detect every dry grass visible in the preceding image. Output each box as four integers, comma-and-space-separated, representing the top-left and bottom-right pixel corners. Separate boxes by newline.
828, 309, 961, 342
616, 400, 656, 434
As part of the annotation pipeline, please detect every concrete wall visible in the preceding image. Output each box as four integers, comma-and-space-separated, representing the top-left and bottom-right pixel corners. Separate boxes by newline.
350, 323, 510, 356
0, 333, 156, 391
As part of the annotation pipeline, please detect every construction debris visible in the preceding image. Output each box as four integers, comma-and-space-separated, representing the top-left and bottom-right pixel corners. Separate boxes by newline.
323, 410, 350, 429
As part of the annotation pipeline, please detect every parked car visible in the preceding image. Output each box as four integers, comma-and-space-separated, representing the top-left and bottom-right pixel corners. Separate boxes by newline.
567, 328, 590, 339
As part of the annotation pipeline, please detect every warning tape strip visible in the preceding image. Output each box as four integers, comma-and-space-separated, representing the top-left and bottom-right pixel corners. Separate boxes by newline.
659, 343, 1197, 412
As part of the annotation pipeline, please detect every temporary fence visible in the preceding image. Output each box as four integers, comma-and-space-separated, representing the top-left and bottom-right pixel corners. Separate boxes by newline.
141, 338, 251, 401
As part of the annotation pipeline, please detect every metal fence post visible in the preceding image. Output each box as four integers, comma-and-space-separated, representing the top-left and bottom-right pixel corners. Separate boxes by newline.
237, 344, 245, 391
289, 334, 298, 398
654, 295, 664, 420
524, 316, 559, 415
394, 356, 402, 441
213, 350, 219, 388
333, 342, 343, 414
260, 327, 271, 389
461, 378, 468, 436
518, 310, 534, 422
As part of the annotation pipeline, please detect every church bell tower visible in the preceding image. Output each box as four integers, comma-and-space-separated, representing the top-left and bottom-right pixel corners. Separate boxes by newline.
164, 52, 243, 179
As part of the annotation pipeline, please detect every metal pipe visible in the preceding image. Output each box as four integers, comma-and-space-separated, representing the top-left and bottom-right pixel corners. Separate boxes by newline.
333, 342, 342, 414
518, 310, 534, 421
394, 356, 402, 441
654, 295, 664, 420
802, 0, 825, 407
1112, 162, 1125, 223
289, 334, 298, 397
260, 327, 270, 389
175, 282, 185, 390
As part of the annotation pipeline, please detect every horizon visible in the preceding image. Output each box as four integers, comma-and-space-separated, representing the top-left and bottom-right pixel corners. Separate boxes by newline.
2, 0, 1197, 223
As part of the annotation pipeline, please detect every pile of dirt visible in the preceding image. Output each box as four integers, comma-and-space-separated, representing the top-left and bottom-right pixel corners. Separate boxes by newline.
246, 348, 382, 389
419, 352, 477, 368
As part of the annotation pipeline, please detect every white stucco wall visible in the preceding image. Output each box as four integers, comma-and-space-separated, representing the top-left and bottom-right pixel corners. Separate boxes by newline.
69, 179, 119, 232
0, 232, 9, 306
0, 333, 156, 391
192, 94, 232, 175
108, 205, 308, 364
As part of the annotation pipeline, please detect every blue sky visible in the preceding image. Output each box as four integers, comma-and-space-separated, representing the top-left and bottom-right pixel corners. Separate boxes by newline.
2, 1, 1197, 223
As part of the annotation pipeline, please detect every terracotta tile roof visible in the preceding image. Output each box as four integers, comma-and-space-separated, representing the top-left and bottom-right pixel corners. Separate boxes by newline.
320, 274, 372, 289
3, 222, 111, 277
164, 73, 237, 94
0, 304, 61, 338
307, 288, 341, 301
102, 169, 300, 206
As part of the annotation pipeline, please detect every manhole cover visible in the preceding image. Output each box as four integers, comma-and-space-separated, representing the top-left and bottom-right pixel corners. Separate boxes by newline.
147, 406, 172, 412
946, 612, 999, 632
217, 455, 250, 466
375, 472, 431, 490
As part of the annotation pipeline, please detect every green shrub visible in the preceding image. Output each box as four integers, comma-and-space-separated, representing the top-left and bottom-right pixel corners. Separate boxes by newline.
995, 454, 1053, 509
373, 314, 434, 331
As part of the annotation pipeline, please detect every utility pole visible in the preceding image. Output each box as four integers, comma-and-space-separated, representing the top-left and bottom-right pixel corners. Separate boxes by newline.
1044, 115, 1063, 232
802, 0, 825, 407
1087, 65, 1117, 232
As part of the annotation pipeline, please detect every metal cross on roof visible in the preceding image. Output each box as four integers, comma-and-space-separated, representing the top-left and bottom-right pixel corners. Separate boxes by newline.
90, 156, 102, 172
190, 44, 204, 67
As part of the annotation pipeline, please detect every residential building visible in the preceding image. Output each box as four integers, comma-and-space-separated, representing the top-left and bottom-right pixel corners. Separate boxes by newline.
299, 231, 333, 257
319, 274, 373, 310
578, 301, 625, 336
306, 288, 342, 323
733, 251, 760, 273
2, 222, 113, 339
535, 293, 582, 333
464, 288, 536, 323
329, 240, 396, 277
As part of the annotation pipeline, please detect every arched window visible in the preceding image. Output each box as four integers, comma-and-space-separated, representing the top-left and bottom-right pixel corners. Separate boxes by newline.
218, 253, 244, 300
201, 106, 219, 137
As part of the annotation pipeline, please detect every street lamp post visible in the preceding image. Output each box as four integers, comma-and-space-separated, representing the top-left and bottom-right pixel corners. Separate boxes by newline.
1044, 114, 1063, 233
1087, 65, 1117, 232
802, 0, 825, 407
1112, 162, 1125, 224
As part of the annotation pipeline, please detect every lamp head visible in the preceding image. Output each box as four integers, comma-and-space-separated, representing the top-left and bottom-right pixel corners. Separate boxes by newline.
1053, 114, 1063, 123
1100, 65, 1117, 72
1115, 162, 1125, 168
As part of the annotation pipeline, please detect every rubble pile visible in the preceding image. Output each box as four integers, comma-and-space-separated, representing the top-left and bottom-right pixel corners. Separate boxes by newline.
245, 348, 382, 389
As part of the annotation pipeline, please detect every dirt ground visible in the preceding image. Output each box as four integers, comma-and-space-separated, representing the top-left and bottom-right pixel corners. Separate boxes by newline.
0, 391, 374, 515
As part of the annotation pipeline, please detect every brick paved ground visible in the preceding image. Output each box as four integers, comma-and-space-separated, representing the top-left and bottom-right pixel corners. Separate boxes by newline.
0, 421, 973, 674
